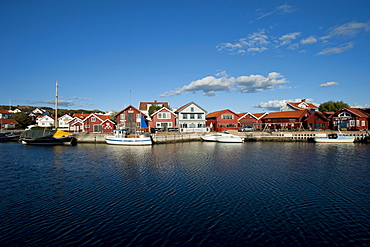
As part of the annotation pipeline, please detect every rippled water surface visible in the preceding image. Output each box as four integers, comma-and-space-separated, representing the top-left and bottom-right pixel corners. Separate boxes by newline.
1, 142, 369, 246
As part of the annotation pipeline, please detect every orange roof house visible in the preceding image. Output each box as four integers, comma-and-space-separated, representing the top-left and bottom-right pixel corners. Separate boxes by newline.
206, 109, 239, 132
280, 99, 318, 112
262, 110, 311, 130
237, 112, 268, 129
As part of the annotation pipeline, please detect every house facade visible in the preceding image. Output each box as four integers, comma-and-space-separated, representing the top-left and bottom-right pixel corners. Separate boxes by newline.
175, 102, 209, 133
58, 114, 73, 130
261, 110, 311, 130
82, 114, 115, 133
149, 107, 177, 131
206, 109, 239, 132
238, 112, 268, 129
281, 99, 319, 112
36, 115, 55, 127
306, 111, 330, 130
115, 105, 149, 133
0, 119, 18, 130
330, 108, 369, 130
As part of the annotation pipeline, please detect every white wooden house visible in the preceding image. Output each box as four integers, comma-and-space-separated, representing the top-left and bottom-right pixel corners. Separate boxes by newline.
175, 102, 209, 133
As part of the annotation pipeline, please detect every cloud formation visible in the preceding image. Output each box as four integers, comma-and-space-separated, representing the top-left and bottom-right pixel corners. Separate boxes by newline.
254, 98, 315, 111
235, 72, 287, 93
255, 4, 296, 20
31, 100, 75, 107
319, 81, 339, 87
160, 72, 288, 97
217, 21, 369, 56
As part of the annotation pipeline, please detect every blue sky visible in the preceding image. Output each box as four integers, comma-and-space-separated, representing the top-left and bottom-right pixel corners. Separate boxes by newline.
1, 0, 369, 113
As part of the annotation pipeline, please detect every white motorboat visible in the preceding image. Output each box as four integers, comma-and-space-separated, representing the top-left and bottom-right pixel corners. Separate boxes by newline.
216, 135, 243, 143
201, 131, 234, 141
201, 131, 243, 143
105, 129, 153, 145
313, 132, 355, 143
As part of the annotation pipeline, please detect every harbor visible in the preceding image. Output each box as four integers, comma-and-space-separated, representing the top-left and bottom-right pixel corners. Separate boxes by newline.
73, 130, 370, 144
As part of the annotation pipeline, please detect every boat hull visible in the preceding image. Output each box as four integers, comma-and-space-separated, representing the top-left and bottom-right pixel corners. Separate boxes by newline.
21, 136, 77, 146
313, 137, 355, 143
216, 137, 244, 143
105, 136, 152, 145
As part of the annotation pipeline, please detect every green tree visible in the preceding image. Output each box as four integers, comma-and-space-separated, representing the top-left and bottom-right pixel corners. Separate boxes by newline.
148, 105, 162, 116
319, 101, 350, 112
11, 113, 35, 129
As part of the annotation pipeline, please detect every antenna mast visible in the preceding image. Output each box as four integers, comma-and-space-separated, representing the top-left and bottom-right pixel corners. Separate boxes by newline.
55, 80, 59, 129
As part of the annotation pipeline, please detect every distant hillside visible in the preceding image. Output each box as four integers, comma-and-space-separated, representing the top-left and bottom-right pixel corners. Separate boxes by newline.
0, 105, 104, 116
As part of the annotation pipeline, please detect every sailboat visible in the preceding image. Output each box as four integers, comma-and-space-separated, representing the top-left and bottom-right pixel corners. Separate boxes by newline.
20, 81, 77, 146
105, 114, 153, 145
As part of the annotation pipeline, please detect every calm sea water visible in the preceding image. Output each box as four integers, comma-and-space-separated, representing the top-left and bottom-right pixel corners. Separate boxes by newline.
1, 141, 369, 246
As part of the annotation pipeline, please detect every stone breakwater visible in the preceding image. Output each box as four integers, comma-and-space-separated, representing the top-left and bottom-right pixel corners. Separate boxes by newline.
74, 130, 370, 144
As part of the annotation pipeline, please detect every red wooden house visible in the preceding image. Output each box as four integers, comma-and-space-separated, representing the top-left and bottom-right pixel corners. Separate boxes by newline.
238, 112, 268, 129
115, 105, 149, 133
68, 113, 115, 133
149, 107, 177, 131
83, 114, 115, 133
305, 111, 330, 130
329, 108, 369, 130
261, 110, 311, 130
206, 109, 239, 132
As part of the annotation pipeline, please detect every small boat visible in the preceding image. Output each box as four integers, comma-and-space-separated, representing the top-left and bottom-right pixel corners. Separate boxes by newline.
201, 131, 243, 143
20, 129, 77, 145
0, 132, 20, 142
105, 129, 153, 145
216, 135, 244, 143
313, 132, 355, 143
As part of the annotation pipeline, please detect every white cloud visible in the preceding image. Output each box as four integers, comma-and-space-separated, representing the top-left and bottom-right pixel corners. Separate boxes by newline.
32, 100, 75, 107
316, 42, 354, 55
351, 103, 370, 108
300, 36, 317, 45
256, 4, 296, 20
235, 72, 288, 93
216, 29, 269, 55
161, 72, 289, 97
160, 75, 234, 97
279, 32, 301, 46
319, 81, 339, 87
321, 21, 370, 40
254, 98, 315, 111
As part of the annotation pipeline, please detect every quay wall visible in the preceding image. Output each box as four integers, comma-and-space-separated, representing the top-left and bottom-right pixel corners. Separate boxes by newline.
74, 130, 370, 144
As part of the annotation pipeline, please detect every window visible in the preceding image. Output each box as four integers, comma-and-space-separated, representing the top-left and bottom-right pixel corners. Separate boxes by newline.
92, 117, 96, 122
183, 113, 188, 119
197, 114, 202, 119
362, 121, 366, 127
350, 120, 355, 126
190, 114, 195, 119
197, 123, 203, 128
356, 120, 360, 127
190, 107, 194, 112
189, 123, 196, 128
120, 114, 125, 120
222, 114, 234, 120
158, 112, 170, 119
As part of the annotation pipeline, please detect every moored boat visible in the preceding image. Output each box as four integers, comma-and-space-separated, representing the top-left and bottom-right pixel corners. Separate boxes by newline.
20, 129, 77, 146
201, 131, 243, 143
0, 132, 20, 142
313, 132, 355, 143
105, 129, 152, 145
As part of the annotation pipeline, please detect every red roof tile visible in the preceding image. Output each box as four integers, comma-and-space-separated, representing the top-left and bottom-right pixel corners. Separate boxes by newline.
264, 110, 309, 119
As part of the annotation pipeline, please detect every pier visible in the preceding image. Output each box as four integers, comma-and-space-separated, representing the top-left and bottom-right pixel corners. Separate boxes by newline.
74, 130, 370, 144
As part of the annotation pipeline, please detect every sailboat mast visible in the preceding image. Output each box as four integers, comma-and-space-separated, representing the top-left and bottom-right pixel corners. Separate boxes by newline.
55, 80, 59, 129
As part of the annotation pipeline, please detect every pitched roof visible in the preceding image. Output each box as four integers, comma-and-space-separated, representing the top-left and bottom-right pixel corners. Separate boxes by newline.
151, 107, 176, 117
0, 119, 18, 124
238, 112, 268, 120
264, 110, 309, 119
115, 105, 148, 118
0, 109, 10, 114
174, 101, 207, 113
343, 108, 369, 118
206, 109, 238, 118
286, 100, 318, 110
139, 101, 169, 111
